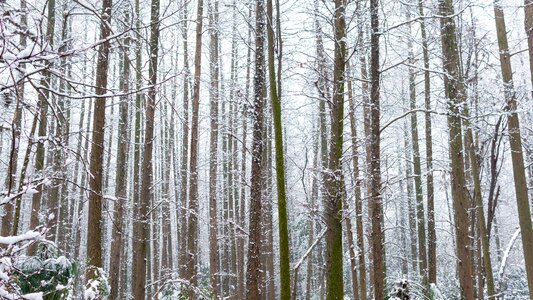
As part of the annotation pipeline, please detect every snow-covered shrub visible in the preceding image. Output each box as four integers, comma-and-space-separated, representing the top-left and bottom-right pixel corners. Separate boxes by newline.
83, 267, 109, 300
388, 279, 410, 300
0, 230, 44, 299
14, 251, 77, 300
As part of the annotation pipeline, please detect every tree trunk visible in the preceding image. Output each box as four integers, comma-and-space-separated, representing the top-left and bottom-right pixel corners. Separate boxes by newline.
238, 5, 253, 295
27, 0, 55, 255
324, 1, 346, 299
438, 0, 475, 298
346, 62, 361, 300
403, 119, 418, 275
418, 0, 437, 285
2, 0, 26, 237
108, 13, 131, 298
348, 63, 367, 300
86, 0, 112, 282
369, 0, 385, 298
208, 0, 220, 297
184, 0, 204, 294
178, 0, 190, 280
406, 13, 428, 294
524, 0, 533, 95
132, 0, 159, 297
246, 0, 266, 297
495, 0, 533, 295
266, 0, 290, 297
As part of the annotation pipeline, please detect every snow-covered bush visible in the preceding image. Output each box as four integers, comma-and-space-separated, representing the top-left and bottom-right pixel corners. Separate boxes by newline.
0, 230, 44, 299
83, 267, 109, 300
388, 279, 410, 300
14, 253, 77, 300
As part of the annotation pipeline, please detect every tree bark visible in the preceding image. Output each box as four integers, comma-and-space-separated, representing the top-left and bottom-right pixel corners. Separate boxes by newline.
132, 0, 159, 297
324, 0, 346, 299
369, 0, 385, 298
178, 0, 190, 280
86, 0, 112, 281
438, 0, 475, 298
266, 0, 290, 297
27, 0, 55, 255
418, 0, 437, 285
246, 0, 266, 298
524, 0, 533, 95
208, 0, 220, 297
407, 14, 428, 293
108, 13, 131, 298
184, 0, 204, 295
495, 0, 533, 295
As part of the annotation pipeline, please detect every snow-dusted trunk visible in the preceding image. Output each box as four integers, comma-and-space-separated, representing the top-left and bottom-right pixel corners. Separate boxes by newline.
406, 11, 428, 294
178, 0, 190, 281
369, 0, 385, 298
524, 0, 533, 95
266, 0, 290, 297
438, 0, 475, 298
324, 0, 346, 298
86, 0, 112, 281
108, 13, 131, 298
418, 0, 436, 285
208, 0, 220, 297
246, 0, 266, 297
27, 0, 55, 255
184, 0, 204, 295
495, 0, 533, 295
346, 62, 360, 300
131, 0, 159, 297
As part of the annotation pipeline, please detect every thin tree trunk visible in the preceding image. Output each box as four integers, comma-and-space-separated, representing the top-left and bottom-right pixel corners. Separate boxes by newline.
266, 0, 290, 297
418, 0, 437, 285
246, 0, 266, 297
495, 0, 533, 295
324, 0, 346, 298
132, 0, 159, 297
406, 12, 428, 293
306, 140, 319, 300
369, 0, 385, 298
524, 0, 533, 95
27, 0, 55, 255
109, 13, 131, 297
347, 62, 361, 300
238, 6, 253, 295
178, 0, 191, 280
2, 0, 27, 237
208, 0, 220, 296
464, 105, 495, 297
438, 0, 475, 298
86, 0, 112, 282
403, 119, 418, 275
184, 0, 204, 294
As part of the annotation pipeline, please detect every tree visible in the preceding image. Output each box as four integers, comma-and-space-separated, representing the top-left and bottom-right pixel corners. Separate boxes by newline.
184, 0, 204, 294
324, 0, 346, 298
495, 0, 533, 295
438, 0, 475, 298
208, 0, 220, 296
369, 0, 385, 298
131, 0, 160, 297
406, 10, 428, 294
246, 0, 266, 297
266, 0, 291, 297
85, 0, 112, 283
27, 0, 55, 255
108, 9, 131, 298
418, 0, 437, 285
524, 0, 533, 94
